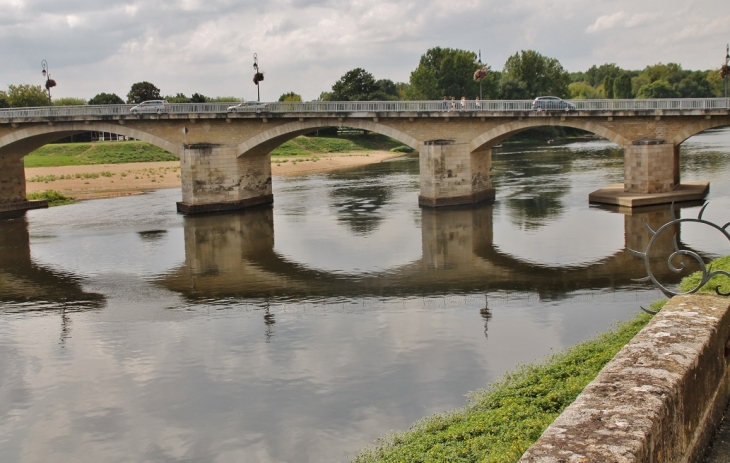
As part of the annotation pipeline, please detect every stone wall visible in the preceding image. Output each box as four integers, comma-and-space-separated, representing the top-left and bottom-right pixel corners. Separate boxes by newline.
519, 294, 730, 463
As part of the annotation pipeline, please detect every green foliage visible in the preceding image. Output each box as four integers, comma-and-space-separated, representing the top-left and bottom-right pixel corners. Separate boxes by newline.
584, 63, 624, 87
165, 93, 191, 103
26, 190, 76, 207
353, 313, 653, 463
406, 47, 487, 100
126, 81, 162, 104
7, 84, 49, 107
0, 91, 9, 108
568, 82, 601, 99
389, 145, 415, 153
636, 80, 680, 98
675, 71, 715, 98
24, 141, 177, 167
278, 91, 303, 102
53, 97, 87, 106
191, 93, 207, 103
207, 96, 241, 103
678, 255, 730, 294
613, 73, 632, 99
270, 134, 409, 156
500, 50, 570, 99
372, 79, 400, 101
331, 68, 379, 101
88, 93, 125, 105
602, 76, 614, 98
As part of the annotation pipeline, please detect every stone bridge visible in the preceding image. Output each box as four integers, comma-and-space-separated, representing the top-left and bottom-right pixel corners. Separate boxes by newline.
1, 99, 728, 214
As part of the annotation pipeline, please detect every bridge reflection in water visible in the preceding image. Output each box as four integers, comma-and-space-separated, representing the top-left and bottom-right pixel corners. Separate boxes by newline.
154, 202, 697, 301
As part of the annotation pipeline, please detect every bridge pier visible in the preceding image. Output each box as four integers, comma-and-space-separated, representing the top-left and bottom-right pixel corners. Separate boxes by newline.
0, 154, 47, 215
418, 140, 494, 208
176, 144, 273, 214
589, 138, 709, 208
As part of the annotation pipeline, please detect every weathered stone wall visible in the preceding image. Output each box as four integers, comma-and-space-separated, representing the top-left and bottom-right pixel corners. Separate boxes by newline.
519, 294, 730, 463
625, 139, 679, 193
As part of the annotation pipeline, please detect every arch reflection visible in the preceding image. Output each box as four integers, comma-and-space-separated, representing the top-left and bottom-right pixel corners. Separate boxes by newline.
156, 202, 702, 300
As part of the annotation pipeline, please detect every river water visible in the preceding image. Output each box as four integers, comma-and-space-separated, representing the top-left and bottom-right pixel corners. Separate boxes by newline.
1, 129, 729, 462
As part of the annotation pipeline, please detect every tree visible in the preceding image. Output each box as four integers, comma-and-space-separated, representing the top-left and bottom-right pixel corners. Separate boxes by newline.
53, 97, 87, 106
166, 93, 191, 103
636, 80, 680, 98
7, 84, 48, 107
278, 91, 302, 102
613, 73, 632, 99
0, 91, 10, 108
675, 71, 714, 98
585, 63, 624, 87
330, 68, 378, 101
191, 93, 207, 103
568, 82, 601, 99
126, 81, 161, 104
406, 47, 487, 100
602, 76, 614, 98
499, 50, 570, 99
89, 93, 125, 105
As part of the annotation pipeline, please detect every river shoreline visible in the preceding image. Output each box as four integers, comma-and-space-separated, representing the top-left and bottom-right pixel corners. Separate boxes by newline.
25, 150, 406, 201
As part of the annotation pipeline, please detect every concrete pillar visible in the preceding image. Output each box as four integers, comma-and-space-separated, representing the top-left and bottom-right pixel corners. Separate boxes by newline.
0, 155, 47, 214
176, 144, 273, 214
420, 204, 493, 270
418, 140, 495, 207
624, 139, 678, 194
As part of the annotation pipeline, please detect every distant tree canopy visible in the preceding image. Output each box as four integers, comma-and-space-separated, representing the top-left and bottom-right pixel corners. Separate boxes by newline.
6, 84, 48, 107
613, 73, 632, 99
406, 47, 489, 100
636, 80, 680, 99
0, 92, 10, 108
53, 97, 87, 106
89, 93, 125, 105
500, 50, 570, 99
127, 81, 162, 104
278, 91, 302, 102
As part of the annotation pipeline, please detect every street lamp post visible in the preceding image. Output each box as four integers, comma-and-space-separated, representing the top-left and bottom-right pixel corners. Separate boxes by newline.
253, 53, 264, 102
723, 43, 730, 98
41, 59, 56, 105
477, 50, 483, 101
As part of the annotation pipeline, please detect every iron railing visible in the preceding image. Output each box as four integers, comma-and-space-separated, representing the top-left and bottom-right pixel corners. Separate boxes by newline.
0, 98, 728, 119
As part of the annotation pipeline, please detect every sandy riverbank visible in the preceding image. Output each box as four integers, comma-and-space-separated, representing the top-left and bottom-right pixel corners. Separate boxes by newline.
25, 150, 407, 200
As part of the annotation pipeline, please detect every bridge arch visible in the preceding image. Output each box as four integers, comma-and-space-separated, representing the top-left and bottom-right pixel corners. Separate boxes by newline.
0, 122, 180, 159
236, 118, 420, 157
672, 120, 730, 145
469, 118, 629, 152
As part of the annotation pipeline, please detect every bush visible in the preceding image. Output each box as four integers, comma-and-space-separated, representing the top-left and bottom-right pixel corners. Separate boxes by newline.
26, 190, 75, 206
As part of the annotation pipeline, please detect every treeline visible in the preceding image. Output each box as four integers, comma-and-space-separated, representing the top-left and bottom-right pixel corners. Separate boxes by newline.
1, 48, 727, 108
317, 48, 728, 102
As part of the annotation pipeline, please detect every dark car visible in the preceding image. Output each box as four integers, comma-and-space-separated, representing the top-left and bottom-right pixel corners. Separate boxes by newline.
531, 96, 576, 111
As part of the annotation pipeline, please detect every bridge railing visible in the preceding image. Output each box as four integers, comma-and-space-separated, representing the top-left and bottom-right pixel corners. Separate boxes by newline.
0, 99, 728, 119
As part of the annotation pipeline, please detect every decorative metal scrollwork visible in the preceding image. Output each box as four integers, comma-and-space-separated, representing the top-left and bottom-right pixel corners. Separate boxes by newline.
630, 203, 730, 299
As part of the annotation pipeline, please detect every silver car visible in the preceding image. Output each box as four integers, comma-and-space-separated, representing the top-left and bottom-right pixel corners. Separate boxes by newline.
531, 96, 576, 111
227, 101, 269, 113
130, 100, 170, 114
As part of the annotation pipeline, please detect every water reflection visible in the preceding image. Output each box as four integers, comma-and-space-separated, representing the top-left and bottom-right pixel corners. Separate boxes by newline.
155, 202, 697, 301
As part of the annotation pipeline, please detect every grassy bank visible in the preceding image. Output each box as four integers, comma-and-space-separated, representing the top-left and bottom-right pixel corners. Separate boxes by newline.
354, 256, 730, 463
24, 141, 178, 167
23, 135, 412, 168
26, 190, 76, 206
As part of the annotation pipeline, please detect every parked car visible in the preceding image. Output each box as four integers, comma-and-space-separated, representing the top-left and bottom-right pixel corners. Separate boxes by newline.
531, 96, 576, 111
227, 101, 269, 113
129, 100, 170, 114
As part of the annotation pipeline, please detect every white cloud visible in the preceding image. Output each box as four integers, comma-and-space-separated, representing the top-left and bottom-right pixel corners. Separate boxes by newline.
586, 11, 626, 33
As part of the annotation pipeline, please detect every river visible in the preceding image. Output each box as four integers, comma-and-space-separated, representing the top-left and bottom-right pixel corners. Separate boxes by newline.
1, 128, 729, 462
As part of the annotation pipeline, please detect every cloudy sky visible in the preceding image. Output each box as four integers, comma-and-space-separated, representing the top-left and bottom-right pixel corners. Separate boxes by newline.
2, 0, 729, 102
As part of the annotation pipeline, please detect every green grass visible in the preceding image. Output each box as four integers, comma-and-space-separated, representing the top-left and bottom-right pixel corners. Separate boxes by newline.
354, 254, 730, 462
270, 134, 409, 157
26, 190, 76, 207
352, 313, 653, 463
24, 141, 178, 167
678, 255, 730, 294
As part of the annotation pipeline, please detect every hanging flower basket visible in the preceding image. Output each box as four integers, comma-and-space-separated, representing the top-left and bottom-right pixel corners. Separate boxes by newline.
45, 79, 57, 90
473, 65, 490, 82
720, 65, 730, 79
253, 72, 264, 85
